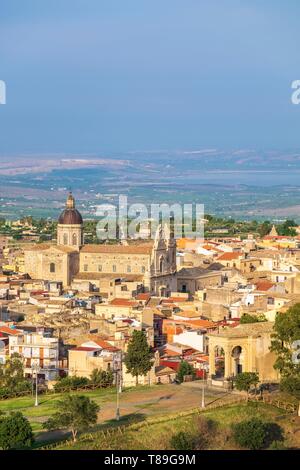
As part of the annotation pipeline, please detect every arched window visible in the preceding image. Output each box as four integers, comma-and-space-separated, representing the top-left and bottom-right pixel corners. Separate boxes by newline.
50, 263, 55, 273
72, 233, 77, 246
63, 233, 68, 245
159, 256, 164, 273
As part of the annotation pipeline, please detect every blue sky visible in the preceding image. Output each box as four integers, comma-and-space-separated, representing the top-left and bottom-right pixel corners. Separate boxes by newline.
1, 0, 300, 154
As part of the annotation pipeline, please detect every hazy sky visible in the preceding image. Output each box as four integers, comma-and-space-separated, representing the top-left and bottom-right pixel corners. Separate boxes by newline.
1, 0, 300, 154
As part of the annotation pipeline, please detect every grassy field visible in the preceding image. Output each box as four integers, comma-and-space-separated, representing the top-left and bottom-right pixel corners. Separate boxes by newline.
0, 383, 234, 437
54, 402, 300, 450
0, 386, 144, 434
1, 384, 299, 450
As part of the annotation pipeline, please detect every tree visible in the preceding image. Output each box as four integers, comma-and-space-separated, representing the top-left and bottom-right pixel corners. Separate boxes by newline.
177, 360, 195, 383
270, 304, 300, 414
0, 412, 34, 449
90, 368, 113, 388
234, 372, 259, 398
277, 219, 297, 237
43, 395, 99, 442
124, 330, 153, 386
232, 418, 283, 450
240, 313, 266, 324
0, 353, 30, 394
53, 375, 89, 392
240, 314, 259, 324
232, 418, 267, 450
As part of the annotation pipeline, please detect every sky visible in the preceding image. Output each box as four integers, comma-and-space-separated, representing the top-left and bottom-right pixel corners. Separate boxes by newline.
1, 0, 300, 154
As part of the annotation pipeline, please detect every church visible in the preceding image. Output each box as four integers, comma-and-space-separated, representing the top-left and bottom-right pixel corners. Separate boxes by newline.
24, 193, 177, 296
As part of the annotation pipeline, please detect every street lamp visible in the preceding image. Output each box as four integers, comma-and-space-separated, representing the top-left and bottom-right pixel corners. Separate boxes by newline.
113, 352, 122, 421
201, 365, 206, 409
32, 362, 40, 407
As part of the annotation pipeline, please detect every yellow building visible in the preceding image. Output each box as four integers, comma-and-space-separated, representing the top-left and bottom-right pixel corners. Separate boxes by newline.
207, 322, 279, 387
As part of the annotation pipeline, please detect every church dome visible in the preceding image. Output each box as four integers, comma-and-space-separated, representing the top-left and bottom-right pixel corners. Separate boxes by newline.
58, 193, 83, 225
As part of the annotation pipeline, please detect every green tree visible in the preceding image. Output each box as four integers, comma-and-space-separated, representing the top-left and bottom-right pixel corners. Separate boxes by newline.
232, 418, 267, 450
43, 395, 99, 442
53, 375, 89, 392
177, 360, 195, 383
277, 220, 297, 237
258, 221, 271, 237
270, 305, 300, 415
232, 418, 283, 450
90, 368, 113, 388
240, 314, 259, 324
0, 412, 34, 449
234, 372, 259, 398
0, 353, 28, 391
124, 330, 153, 386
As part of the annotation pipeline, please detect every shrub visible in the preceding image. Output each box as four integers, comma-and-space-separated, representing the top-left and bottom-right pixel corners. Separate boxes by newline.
170, 431, 194, 450
232, 418, 267, 449
0, 412, 34, 449
53, 376, 89, 392
232, 418, 283, 450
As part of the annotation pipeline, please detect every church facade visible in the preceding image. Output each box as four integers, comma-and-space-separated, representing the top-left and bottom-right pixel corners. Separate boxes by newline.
24, 193, 177, 296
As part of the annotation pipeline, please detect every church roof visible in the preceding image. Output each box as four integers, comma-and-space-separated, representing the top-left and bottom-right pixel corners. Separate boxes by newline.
81, 243, 153, 255
24, 244, 77, 253
58, 192, 83, 225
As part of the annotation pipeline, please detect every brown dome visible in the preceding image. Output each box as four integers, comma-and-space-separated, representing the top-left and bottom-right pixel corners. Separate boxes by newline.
58, 192, 83, 225
58, 208, 83, 225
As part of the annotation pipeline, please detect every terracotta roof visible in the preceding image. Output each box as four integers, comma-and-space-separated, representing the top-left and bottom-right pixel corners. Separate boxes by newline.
0, 326, 23, 336
255, 280, 275, 291
80, 243, 153, 254
91, 339, 120, 352
135, 293, 151, 301
217, 252, 243, 261
109, 298, 139, 307
161, 297, 187, 304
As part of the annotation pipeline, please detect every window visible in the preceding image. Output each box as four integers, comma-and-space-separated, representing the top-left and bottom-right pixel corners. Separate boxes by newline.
63, 233, 68, 245
50, 263, 55, 273
141, 266, 145, 273
112, 265, 116, 272
72, 233, 77, 245
84, 264, 88, 272
159, 256, 164, 273
98, 265, 102, 272
127, 265, 131, 273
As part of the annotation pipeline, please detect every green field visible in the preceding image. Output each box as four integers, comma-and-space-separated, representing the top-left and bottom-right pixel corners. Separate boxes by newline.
55, 402, 299, 450
1, 385, 299, 450
0, 386, 137, 434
